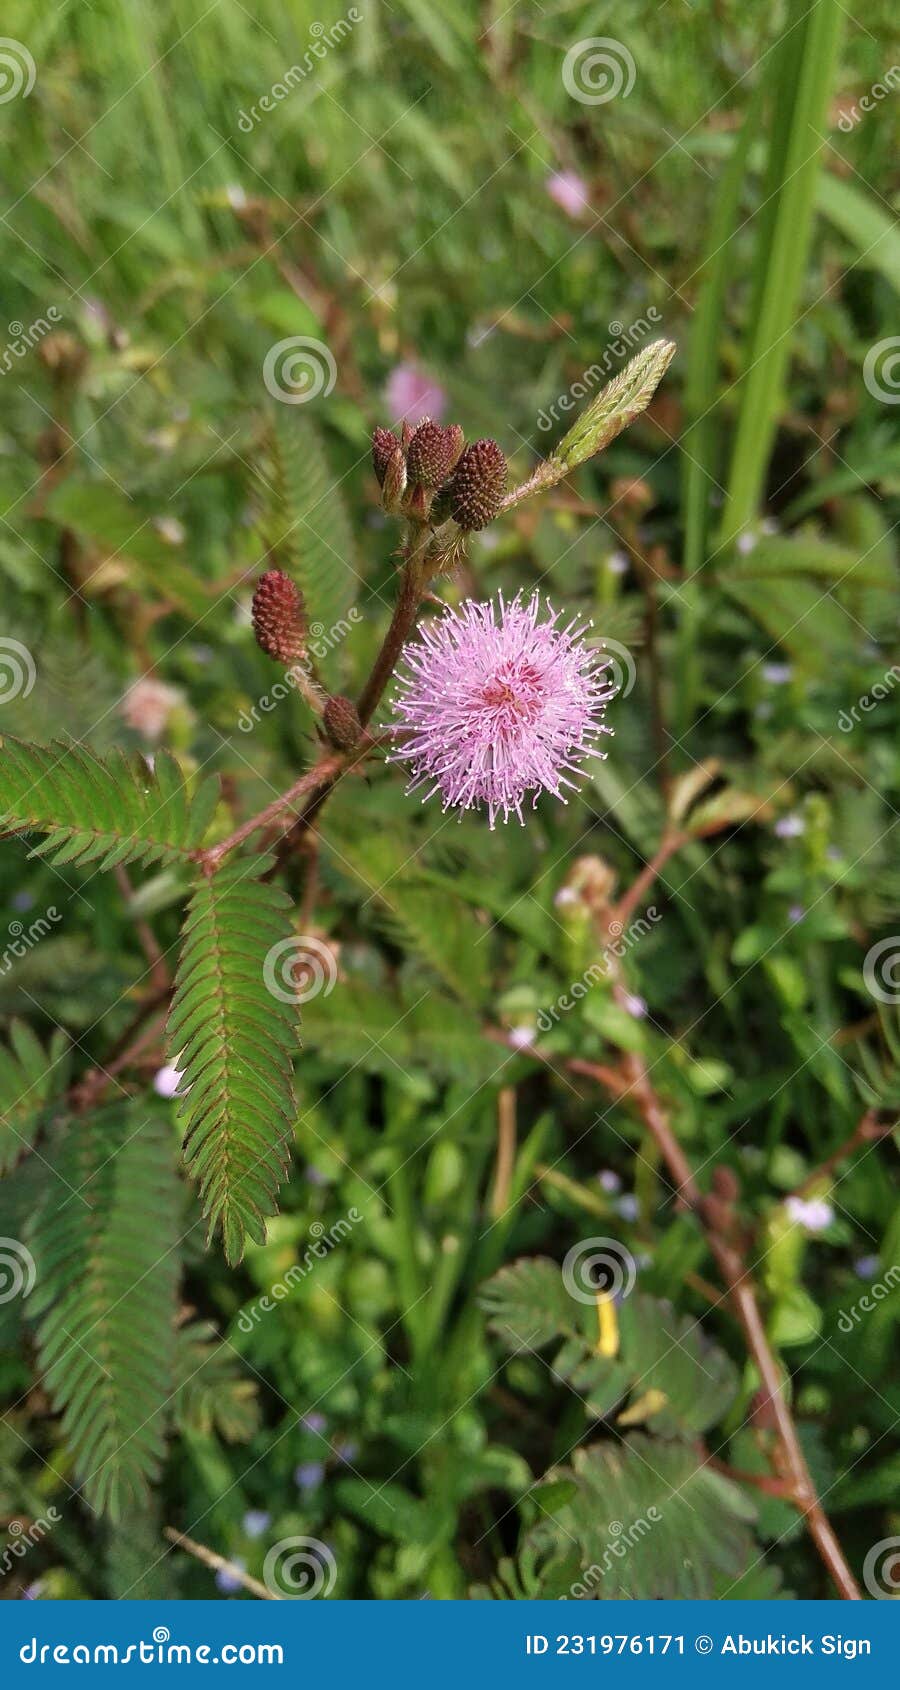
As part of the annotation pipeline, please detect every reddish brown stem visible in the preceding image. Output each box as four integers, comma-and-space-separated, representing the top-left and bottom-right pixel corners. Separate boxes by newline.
568, 1039, 861, 1600
788, 1108, 888, 1199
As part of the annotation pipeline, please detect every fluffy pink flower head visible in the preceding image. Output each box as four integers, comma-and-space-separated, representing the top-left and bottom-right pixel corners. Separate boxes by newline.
545, 170, 590, 219
385, 362, 446, 427
391, 591, 615, 827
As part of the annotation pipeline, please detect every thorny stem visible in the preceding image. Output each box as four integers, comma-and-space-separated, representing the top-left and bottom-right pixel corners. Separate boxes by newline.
356, 522, 433, 726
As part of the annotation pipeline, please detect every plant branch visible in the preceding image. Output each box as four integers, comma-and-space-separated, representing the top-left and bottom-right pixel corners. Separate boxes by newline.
356, 523, 433, 726
163, 1527, 275, 1600
569, 1030, 862, 1601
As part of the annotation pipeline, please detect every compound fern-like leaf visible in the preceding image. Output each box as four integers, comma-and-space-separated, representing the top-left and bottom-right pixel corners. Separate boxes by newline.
0, 737, 219, 871
27, 1110, 180, 1520
169, 857, 298, 1264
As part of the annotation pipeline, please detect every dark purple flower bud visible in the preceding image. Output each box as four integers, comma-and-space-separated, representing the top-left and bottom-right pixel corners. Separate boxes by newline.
448, 438, 508, 531
407, 420, 465, 490
251, 570, 307, 664
371, 426, 400, 486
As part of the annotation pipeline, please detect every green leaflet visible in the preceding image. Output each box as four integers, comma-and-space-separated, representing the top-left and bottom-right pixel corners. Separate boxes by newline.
0, 1021, 69, 1175
534, 1436, 775, 1600
169, 856, 298, 1264
27, 1110, 180, 1521
173, 1319, 260, 1443
482, 1260, 738, 1439
0, 737, 219, 871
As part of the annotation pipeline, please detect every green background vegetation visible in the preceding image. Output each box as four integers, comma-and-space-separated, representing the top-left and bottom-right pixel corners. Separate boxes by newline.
0, 0, 898, 1600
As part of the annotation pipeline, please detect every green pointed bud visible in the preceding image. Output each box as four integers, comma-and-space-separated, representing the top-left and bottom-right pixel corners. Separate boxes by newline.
550, 339, 676, 474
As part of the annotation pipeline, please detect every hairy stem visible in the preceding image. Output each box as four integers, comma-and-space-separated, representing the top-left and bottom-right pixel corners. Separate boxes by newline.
356, 523, 432, 726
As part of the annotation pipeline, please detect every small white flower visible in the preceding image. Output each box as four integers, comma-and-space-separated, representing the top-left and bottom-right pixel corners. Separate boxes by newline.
508, 1025, 537, 1049
153, 1064, 184, 1099
785, 1195, 834, 1234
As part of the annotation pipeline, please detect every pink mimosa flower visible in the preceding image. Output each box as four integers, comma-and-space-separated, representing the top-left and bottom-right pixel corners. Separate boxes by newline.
545, 170, 590, 219
385, 363, 446, 426
391, 591, 615, 827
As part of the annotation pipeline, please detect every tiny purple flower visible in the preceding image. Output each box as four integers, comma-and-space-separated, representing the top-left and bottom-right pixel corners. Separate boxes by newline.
622, 992, 647, 1019
392, 592, 614, 827
788, 904, 805, 924
215, 1559, 246, 1594
775, 814, 805, 839
545, 170, 590, 219
598, 1170, 622, 1194
762, 662, 792, 685
294, 1460, 325, 1492
854, 1255, 879, 1280
300, 1411, 328, 1436
785, 1195, 834, 1234
385, 363, 446, 427
334, 1440, 358, 1465
242, 1509, 270, 1539
616, 1194, 640, 1222
508, 1024, 537, 1049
